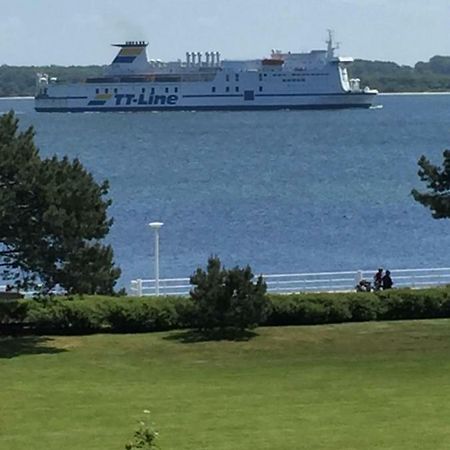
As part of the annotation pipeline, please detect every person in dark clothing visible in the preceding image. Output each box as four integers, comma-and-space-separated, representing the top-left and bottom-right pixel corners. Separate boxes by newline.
356, 279, 372, 292
382, 270, 393, 289
374, 268, 383, 291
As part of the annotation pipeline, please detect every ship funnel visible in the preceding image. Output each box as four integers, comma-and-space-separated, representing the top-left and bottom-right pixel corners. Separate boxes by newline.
197, 52, 202, 66
186, 52, 191, 67
215, 52, 220, 66
205, 51, 210, 66
108, 41, 150, 75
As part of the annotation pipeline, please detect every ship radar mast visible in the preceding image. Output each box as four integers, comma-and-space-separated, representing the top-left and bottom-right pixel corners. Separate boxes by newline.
326, 30, 339, 59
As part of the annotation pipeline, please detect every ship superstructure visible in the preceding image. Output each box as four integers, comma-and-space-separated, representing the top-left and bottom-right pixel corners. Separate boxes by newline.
35, 33, 377, 112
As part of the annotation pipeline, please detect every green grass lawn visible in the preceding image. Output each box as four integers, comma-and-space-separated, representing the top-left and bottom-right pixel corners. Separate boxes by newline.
2, 320, 450, 450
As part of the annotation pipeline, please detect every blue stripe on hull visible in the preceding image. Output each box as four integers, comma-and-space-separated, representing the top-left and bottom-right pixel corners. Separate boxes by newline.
35, 103, 375, 113
88, 100, 107, 106
112, 56, 137, 63
36, 95, 89, 100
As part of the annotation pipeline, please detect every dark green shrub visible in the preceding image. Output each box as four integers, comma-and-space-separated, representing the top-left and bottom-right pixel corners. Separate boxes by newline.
0, 300, 30, 325
106, 297, 184, 333
64, 300, 108, 332
1, 295, 195, 334
26, 298, 106, 333
171, 296, 196, 328
266, 294, 352, 326
321, 297, 353, 323
347, 293, 382, 322
377, 288, 450, 320
300, 299, 331, 324
190, 256, 269, 331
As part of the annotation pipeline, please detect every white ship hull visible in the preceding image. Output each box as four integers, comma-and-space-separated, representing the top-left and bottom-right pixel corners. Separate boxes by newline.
35, 35, 378, 113
35, 91, 376, 112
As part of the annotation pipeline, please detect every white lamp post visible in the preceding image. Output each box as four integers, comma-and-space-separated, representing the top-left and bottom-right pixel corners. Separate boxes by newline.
149, 222, 164, 296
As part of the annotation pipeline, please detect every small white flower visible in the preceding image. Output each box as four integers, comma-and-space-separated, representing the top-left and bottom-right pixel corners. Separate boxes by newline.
143, 409, 151, 414
139, 421, 145, 426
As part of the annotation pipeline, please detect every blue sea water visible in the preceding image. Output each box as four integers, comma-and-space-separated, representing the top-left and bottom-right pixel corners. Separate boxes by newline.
1, 95, 450, 288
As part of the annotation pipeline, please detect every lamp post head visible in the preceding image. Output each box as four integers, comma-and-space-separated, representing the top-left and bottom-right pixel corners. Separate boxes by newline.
149, 222, 164, 229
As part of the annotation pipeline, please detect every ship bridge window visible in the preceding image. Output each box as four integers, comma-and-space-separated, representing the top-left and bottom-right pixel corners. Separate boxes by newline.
226, 86, 230, 92
226, 75, 230, 82
95, 88, 99, 94
105, 88, 109, 94
259, 74, 263, 82
114, 88, 118, 94
235, 74, 239, 82
151, 88, 155, 95
235, 86, 239, 92
212, 86, 216, 93
175, 87, 178, 93
165, 87, 169, 93
141, 88, 146, 93
259, 86, 263, 92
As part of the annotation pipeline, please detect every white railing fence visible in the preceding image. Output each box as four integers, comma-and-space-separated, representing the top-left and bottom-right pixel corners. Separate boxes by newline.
130, 267, 450, 297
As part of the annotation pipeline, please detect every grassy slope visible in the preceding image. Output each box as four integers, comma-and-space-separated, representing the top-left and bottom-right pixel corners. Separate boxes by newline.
2, 321, 450, 450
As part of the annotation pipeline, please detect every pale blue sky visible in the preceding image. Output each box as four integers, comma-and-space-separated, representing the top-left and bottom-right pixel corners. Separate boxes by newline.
1, 0, 449, 66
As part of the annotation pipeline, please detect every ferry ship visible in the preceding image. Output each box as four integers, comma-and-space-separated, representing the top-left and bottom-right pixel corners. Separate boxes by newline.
35, 33, 377, 112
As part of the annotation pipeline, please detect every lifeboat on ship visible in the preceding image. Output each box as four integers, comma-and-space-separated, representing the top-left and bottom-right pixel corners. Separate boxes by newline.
262, 58, 284, 66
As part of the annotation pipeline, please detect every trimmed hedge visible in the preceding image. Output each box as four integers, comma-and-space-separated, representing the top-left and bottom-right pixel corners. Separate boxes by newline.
3, 287, 450, 335
267, 288, 450, 326
19, 296, 194, 334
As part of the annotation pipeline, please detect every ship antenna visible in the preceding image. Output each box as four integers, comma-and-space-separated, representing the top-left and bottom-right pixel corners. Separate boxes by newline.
326, 29, 336, 59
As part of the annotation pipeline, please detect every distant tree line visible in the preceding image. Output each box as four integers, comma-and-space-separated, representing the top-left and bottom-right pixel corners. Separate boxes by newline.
0, 65, 105, 97
348, 55, 450, 92
1, 56, 450, 96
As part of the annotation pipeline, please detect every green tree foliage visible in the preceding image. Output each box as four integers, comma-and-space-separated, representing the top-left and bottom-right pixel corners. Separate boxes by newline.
348, 56, 450, 92
0, 65, 105, 97
416, 56, 450, 76
190, 256, 268, 331
0, 111, 120, 294
411, 149, 450, 219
